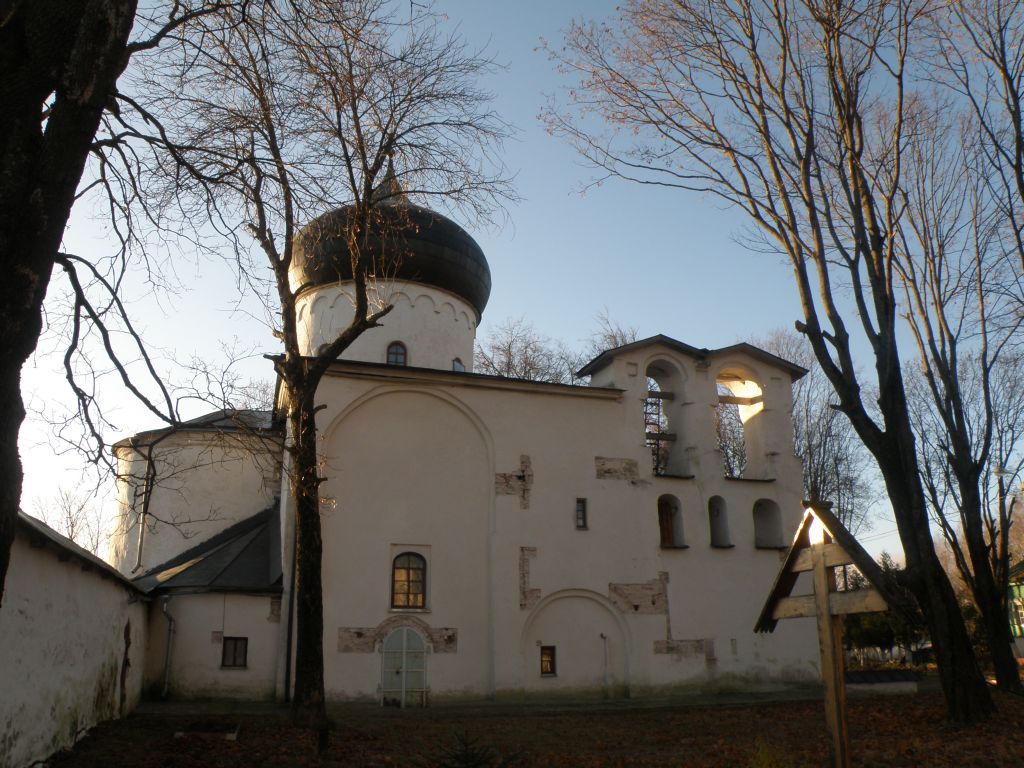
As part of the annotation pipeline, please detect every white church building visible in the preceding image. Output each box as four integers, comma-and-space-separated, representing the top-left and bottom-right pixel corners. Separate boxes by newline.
109, 189, 819, 705
2, 189, 820, 765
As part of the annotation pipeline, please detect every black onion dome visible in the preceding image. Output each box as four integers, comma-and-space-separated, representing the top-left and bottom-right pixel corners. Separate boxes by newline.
291, 202, 491, 317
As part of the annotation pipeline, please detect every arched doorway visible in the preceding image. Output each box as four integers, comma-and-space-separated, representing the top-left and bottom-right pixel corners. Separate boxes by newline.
381, 627, 427, 707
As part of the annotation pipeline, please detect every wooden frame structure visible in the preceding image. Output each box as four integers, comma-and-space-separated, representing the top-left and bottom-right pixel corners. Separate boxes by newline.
755, 503, 890, 768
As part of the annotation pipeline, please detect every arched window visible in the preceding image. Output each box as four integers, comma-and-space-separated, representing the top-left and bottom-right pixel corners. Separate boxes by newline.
391, 552, 426, 608
753, 499, 784, 548
658, 494, 686, 548
708, 495, 732, 547
452, 357, 465, 372
387, 341, 407, 367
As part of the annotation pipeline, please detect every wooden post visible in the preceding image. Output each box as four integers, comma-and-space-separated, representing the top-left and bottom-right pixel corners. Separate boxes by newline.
757, 505, 892, 768
810, 518, 850, 768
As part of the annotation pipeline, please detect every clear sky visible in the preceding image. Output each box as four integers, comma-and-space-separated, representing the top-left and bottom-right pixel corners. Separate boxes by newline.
18, 0, 903, 558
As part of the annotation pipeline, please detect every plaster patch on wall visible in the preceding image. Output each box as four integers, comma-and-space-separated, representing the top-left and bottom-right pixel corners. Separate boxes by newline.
337, 627, 376, 653
495, 455, 533, 509
654, 639, 705, 656
646, 572, 709, 656
519, 546, 541, 610
337, 614, 458, 654
432, 628, 458, 653
594, 456, 639, 482
608, 574, 668, 615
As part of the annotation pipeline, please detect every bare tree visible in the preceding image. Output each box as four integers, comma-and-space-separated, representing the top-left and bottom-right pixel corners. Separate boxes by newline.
886, 92, 1024, 691
474, 312, 640, 384
932, 0, 1024, 281
120, 0, 511, 737
585, 308, 640, 357
754, 330, 878, 534
911, 353, 1024, 685
474, 317, 582, 382
546, 0, 1001, 719
32, 487, 105, 556
0, 0, 243, 604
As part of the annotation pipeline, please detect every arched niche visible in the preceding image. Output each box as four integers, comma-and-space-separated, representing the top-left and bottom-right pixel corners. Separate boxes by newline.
708, 495, 732, 548
658, 494, 686, 548
753, 498, 785, 549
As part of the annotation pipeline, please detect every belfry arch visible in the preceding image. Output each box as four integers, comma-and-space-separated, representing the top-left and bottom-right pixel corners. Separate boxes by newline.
644, 359, 688, 476
714, 367, 766, 479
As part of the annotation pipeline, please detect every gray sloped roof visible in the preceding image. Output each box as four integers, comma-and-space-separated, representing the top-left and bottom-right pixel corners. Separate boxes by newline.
179, 409, 276, 430
133, 503, 282, 594
114, 409, 283, 448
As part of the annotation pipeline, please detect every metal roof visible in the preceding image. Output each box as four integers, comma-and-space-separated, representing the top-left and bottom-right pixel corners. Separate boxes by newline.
290, 202, 491, 317
114, 409, 282, 448
133, 504, 282, 594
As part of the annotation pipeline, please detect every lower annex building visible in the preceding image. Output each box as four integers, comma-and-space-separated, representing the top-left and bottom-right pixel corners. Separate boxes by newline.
108, 188, 819, 705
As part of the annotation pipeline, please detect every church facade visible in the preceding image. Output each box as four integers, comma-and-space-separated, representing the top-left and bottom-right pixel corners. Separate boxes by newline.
109, 192, 819, 705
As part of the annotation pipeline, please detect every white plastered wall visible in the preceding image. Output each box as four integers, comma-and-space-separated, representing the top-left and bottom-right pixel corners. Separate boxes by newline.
111, 432, 280, 575
276, 340, 818, 702
316, 388, 493, 700
0, 535, 146, 768
295, 281, 477, 371
144, 593, 280, 700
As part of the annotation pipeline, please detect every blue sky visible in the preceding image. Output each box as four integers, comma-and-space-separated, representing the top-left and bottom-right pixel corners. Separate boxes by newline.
18, 0, 903, 557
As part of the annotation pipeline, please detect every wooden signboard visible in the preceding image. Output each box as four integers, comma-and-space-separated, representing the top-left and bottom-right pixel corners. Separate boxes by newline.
755, 502, 889, 768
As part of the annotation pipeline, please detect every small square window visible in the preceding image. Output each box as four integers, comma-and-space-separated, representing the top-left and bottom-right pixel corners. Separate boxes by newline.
575, 498, 588, 530
540, 645, 557, 676
221, 636, 248, 668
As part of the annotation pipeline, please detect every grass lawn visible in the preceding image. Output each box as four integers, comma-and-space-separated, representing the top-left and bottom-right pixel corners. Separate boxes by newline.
47, 690, 1024, 767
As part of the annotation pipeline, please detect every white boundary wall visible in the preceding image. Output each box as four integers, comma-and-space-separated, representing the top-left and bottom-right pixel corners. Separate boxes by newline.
0, 523, 147, 768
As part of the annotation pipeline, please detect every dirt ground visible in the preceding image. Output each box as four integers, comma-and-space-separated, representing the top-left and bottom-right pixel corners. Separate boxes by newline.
46, 690, 1024, 767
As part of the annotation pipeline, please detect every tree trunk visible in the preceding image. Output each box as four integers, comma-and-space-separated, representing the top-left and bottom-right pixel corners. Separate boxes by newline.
878, 439, 994, 721
904, 541, 995, 720
0, 228, 53, 602
958, 482, 1022, 692
288, 386, 329, 749
0, 360, 30, 602
0, 0, 138, 602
